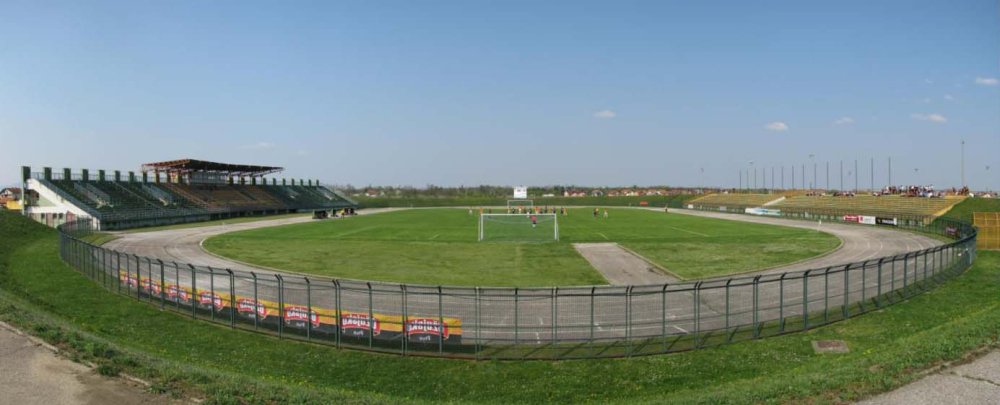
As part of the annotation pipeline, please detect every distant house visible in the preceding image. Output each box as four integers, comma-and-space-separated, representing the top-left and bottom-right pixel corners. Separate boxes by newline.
590, 189, 604, 197
0, 187, 21, 201
364, 189, 381, 198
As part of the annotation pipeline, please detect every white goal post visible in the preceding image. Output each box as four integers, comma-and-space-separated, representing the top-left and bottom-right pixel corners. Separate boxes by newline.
506, 199, 534, 209
478, 213, 559, 242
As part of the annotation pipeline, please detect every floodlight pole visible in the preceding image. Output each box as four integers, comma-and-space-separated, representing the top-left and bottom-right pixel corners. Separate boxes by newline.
961, 140, 966, 188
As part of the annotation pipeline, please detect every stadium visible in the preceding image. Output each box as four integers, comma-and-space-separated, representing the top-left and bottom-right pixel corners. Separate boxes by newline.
2, 2, 999, 404
6, 157, 987, 361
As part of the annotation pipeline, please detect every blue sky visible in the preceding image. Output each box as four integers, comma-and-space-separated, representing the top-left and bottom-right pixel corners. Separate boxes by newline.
1, 0, 998, 190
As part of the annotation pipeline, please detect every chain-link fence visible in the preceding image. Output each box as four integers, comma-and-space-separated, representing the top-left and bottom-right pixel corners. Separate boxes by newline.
57, 214, 977, 360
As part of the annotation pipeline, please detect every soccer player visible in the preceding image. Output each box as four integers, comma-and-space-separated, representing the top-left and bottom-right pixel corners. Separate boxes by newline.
530, 214, 537, 228
593, 208, 599, 218
603, 209, 609, 219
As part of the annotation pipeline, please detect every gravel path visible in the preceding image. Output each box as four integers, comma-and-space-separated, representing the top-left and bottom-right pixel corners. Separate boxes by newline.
0, 322, 172, 405
858, 350, 1000, 404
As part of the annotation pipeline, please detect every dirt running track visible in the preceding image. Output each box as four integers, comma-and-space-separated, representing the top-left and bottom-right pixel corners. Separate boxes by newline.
95, 208, 950, 348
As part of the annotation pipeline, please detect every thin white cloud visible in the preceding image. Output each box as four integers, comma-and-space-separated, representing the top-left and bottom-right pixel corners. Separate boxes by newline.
911, 113, 947, 123
593, 110, 616, 119
975, 77, 998, 86
924, 78, 933, 84
944, 94, 955, 101
764, 121, 789, 131
833, 117, 855, 125
241, 141, 275, 149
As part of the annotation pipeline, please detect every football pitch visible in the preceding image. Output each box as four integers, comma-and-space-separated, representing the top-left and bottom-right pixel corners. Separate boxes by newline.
203, 208, 839, 286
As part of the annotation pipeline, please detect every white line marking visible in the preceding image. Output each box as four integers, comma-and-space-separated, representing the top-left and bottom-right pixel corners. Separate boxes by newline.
429, 234, 440, 240
664, 225, 710, 237
671, 325, 689, 333
597, 232, 609, 240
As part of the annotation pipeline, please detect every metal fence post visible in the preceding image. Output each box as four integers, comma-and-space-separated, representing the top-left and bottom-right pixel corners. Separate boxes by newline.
694, 282, 702, 339
724, 279, 732, 331
778, 274, 786, 332
276, 274, 284, 339
551, 287, 558, 343
115, 251, 121, 294
333, 279, 342, 348
752, 276, 761, 338
803, 270, 811, 330
189, 264, 197, 318
860, 260, 868, 311
227, 269, 235, 328
437, 286, 444, 354
661, 284, 669, 352
367, 282, 374, 348
589, 287, 596, 349
305, 277, 312, 341
208, 266, 215, 322
922, 250, 928, 287
876, 258, 884, 308
251, 272, 259, 330
903, 253, 909, 296
843, 264, 851, 319
134, 254, 141, 300
474, 287, 481, 359
400, 284, 407, 355
625, 286, 633, 356
823, 267, 831, 323
173, 262, 181, 312
511, 287, 519, 347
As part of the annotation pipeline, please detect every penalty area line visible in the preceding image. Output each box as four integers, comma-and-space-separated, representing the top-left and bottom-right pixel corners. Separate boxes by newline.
664, 226, 709, 237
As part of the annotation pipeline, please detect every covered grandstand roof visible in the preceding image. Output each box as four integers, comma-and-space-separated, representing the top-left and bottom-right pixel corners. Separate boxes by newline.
141, 159, 284, 176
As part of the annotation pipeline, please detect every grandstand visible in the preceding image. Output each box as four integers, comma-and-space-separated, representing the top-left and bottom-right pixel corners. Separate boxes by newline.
687, 191, 964, 223
687, 193, 784, 212
772, 195, 963, 222
21, 160, 357, 230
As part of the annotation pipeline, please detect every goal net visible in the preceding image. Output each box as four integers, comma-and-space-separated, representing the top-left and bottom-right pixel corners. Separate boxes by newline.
478, 213, 558, 242
507, 199, 534, 210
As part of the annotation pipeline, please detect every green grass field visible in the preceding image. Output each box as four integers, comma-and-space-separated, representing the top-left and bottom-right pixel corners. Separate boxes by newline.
203, 208, 839, 285
1, 210, 997, 403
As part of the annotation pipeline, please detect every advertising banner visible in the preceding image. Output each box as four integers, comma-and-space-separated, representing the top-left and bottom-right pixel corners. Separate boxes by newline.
746, 208, 782, 216
860, 216, 877, 225
876, 217, 898, 226
236, 297, 270, 320
842, 215, 860, 223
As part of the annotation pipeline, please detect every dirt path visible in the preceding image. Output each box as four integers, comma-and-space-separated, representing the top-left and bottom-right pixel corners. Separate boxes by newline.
0, 323, 173, 405
858, 350, 1000, 404
573, 243, 678, 285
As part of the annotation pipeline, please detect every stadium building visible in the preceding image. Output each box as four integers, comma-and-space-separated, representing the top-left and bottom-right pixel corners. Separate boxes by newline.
21, 159, 357, 230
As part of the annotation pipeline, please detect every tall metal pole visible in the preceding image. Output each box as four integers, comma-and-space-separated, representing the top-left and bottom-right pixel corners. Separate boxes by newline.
826, 161, 829, 190
739, 170, 742, 190
801, 164, 805, 189
870, 157, 875, 192
781, 166, 785, 190
840, 160, 844, 191
961, 140, 966, 188
855, 159, 859, 193
791, 165, 795, 190
888, 157, 892, 188
771, 167, 775, 193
